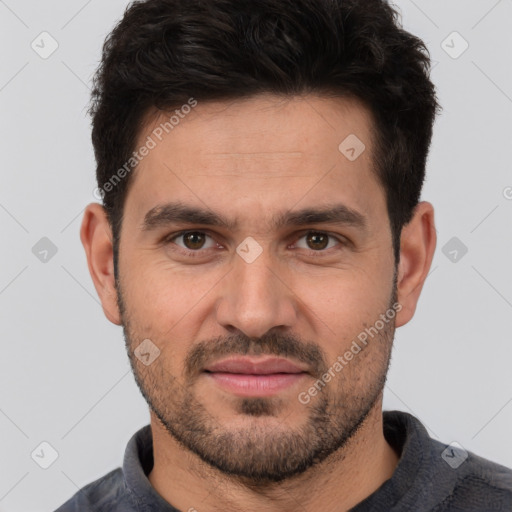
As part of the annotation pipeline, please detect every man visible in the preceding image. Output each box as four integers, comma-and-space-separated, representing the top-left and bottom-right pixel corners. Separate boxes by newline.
56, 0, 512, 510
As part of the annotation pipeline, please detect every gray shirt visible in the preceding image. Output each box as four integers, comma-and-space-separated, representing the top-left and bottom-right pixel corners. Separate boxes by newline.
55, 410, 512, 511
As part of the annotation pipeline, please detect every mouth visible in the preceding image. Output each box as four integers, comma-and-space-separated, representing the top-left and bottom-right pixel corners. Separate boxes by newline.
203, 356, 309, 397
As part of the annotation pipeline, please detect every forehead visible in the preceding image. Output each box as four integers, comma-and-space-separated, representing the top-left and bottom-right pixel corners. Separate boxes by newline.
124, 94, 385, 232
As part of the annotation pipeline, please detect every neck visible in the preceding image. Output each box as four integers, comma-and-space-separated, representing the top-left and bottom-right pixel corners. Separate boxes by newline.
148, 399, 399, 512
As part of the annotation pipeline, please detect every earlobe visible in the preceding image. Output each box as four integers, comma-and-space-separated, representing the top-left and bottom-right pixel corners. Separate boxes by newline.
395, 201, 437, 328
80, 203, 122, 325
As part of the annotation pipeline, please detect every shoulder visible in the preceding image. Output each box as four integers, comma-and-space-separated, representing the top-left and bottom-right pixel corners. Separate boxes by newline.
54, 424, 154, 511
381, 411, 512, 511
54, 467, 130, 512
429, 437, 512, 511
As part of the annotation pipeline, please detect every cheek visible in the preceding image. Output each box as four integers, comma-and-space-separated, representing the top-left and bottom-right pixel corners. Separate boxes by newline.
120, 264, 219, 356
123, 255, 217, 314
295, 263, 393, 349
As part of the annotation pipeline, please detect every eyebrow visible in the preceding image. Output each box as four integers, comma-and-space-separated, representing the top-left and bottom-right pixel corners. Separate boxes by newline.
141, 201, 367, 233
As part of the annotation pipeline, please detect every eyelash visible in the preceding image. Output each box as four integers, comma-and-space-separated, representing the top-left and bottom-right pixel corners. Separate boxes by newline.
163, 230, 348, 259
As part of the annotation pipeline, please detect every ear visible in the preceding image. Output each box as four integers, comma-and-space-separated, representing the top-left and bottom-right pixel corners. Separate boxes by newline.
80, 203, 122, 325
395, 201, 436, 328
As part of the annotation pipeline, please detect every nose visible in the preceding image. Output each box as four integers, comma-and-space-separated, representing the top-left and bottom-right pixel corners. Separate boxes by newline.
215, 243, 298, 339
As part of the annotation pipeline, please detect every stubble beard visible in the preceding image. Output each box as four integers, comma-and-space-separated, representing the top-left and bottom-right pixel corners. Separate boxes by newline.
118, 280, 396, 485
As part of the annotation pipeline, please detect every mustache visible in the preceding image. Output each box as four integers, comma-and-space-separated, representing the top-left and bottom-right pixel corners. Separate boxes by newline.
184, 331, 328, 379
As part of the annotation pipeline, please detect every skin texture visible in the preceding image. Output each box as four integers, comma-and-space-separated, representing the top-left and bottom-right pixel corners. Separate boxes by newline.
80, 94, 436, 512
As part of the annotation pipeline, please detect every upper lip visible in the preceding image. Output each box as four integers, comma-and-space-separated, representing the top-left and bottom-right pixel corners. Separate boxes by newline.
204, 357, 307, 375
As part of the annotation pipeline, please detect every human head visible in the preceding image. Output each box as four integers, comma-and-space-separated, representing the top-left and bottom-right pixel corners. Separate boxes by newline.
81, 0, 438, 484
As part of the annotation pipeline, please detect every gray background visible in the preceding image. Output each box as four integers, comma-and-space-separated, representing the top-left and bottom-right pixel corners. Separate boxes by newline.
1, 0, 511, 510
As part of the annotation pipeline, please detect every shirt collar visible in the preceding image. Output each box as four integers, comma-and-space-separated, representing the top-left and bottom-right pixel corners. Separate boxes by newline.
122, 424, 180, 511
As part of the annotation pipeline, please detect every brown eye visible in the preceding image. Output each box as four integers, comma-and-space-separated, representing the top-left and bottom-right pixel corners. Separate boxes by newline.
293, 231, 344, 257
168, 231, 217, 254
305, 232, 329, 250
182, 231, 206, 250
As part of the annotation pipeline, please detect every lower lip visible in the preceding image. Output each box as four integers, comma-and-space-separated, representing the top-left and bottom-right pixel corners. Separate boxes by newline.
205, 372, 307, 397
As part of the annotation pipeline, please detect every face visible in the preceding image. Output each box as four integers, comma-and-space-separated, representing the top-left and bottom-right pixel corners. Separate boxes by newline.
114, 94, 398, 483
